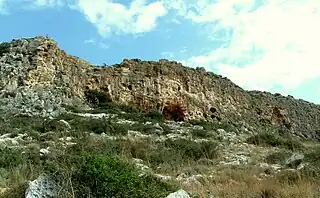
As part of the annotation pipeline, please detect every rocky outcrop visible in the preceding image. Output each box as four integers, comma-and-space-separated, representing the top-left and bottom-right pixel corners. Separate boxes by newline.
0, 36, 320, 140
0, 36, 91, 117
249, 91, 320, 140
86, 59, 251, 122
87, 59, 320, 140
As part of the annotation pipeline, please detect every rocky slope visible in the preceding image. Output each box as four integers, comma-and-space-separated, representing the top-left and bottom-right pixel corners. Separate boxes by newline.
0, 36, 91, 117
88, 60, 320, 140
0, 36, 319, 140
1, 36, 320, 198
0, 102, 319, 197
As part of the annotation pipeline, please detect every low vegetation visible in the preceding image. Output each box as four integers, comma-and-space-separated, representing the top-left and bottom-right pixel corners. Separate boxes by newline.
0, 97, 320, 197
48, 152, 176, 198
246, 130, 304, 151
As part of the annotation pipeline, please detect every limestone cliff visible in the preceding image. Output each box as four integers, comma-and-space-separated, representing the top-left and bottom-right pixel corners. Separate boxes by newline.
87, 59, 320, 140
0, 36, 91, 116
0, 36, 319, 140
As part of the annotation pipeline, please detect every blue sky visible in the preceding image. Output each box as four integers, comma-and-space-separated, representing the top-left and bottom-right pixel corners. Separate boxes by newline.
1, 0, 320, 104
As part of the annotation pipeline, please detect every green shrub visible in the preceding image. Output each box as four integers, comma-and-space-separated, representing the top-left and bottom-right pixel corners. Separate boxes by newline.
188, 119, 235, 132
141, 139, 219, 167
104, 120, 130, 136
191, 129, 211, 138
305, 146, 320, 164
159, 123, 172, 135
148, 147, 183, 166
92, 102, 156, 123
0, 115, 44, 134
49, 153, 176, 198
62, 104, 86, 113
145, 110, 165, 121
1, 182, 28, 198
264, 150, 292, 165
0, 148, 26, 168
164, 139, 218, 161
0, 146, 40, 170
246, 132, 304, 150
55, 115, 129, 136
302, 146, 320, 178
75, 154, 175, 198
41, 119, 68, 133
0, 42, 10, 56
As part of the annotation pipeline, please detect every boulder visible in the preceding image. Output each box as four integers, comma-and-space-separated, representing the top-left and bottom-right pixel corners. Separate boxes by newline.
25, 174, 59, 198
166, 189, 190, 198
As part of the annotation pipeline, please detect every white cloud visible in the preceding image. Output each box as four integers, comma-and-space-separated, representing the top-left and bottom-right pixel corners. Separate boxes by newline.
98, 42, 109, 49
0, 0, 64, 14
33, 0, 64, 7
74, 0, 167, 36
0, 0, 9, 15
84, 38, 109, 49
22, 0, 64, 9
168, 0, 320, 93
84, 39, 96, 44
160, 51, 175, 59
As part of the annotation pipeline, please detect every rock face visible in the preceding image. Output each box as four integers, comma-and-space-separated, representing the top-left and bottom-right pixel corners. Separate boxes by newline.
0, 36, 320, 140
0, 36, 91, 117
87, 59, 320, 140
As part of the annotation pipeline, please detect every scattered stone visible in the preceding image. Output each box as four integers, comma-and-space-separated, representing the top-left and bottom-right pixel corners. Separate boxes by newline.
154, 122, 164, 134
58, 119, 71, 130
39, 147, 50, 156
76, 113, 108, 119
128, 130, 151, 140
166, 189, 190, 198
25, 174, 59, 198
116, 119, 136, 125
192, 125, 204, 130
0, 133, 27, 148
176, 174, 203, 189
154, 174, 173, 181
285, 153, 304, 169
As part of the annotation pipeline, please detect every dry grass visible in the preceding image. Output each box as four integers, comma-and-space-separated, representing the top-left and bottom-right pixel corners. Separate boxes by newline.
199, 179, 319, 198
178, 165, 320, 198
1, 107, 320, 198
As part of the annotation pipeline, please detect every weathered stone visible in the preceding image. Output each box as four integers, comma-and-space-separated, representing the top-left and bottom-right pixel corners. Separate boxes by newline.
58, 119, 71, 130
25, 174, 59, 198
285, 153, 304, 169
0, 36, 91, 117
0, 133, 27, 148
166, 189, 190, 198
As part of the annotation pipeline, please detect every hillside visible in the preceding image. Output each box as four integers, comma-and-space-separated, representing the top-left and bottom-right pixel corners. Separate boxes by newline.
0, 36, 319, 197
1, 36, 319, 140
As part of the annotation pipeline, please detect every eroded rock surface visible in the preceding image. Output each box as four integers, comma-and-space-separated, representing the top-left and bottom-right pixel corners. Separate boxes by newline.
1, 36, 320, 140
25, 174, 59, 198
